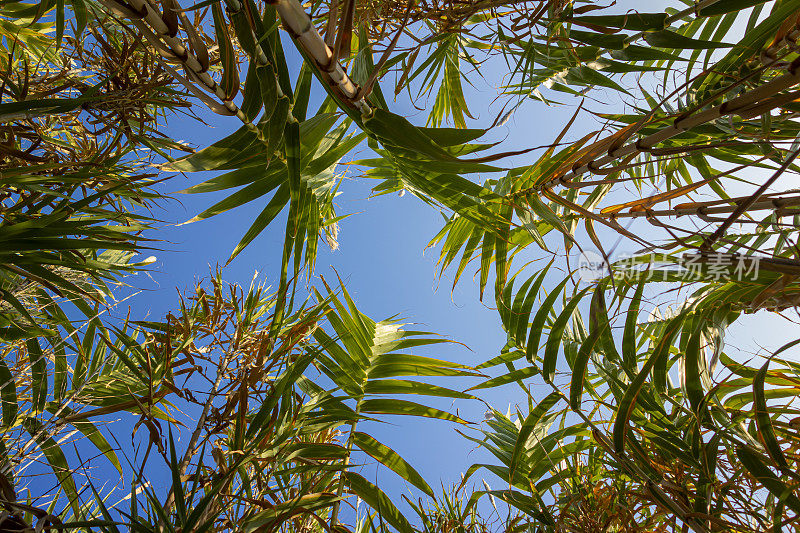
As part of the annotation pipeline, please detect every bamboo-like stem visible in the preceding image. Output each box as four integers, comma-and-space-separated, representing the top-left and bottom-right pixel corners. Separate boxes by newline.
266, 0, 371, 114
99, 0, 266, 139
534, 3, 800, 195
220, 0, 301, 128
539, 59, 800, 190
328, 406, 359, 530
599, 194, 800, 219
110, 0, 372, 124
223, 0, 283, 83
701, 147, 800, 250
683, 253, 800, 275
132, 0, 241, 107
761, 15, 800, 66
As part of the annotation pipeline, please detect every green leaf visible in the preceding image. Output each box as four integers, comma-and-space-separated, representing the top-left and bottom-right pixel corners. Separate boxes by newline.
643, 30, 733, 50
570, 285, 611, 410
543, 287, 590, 382
737, 446, 800, 514
342, 472, 413, 533
212, 2, 240, 100
26, 338, 46, 413
513, 265, 552, 347
359, 399, 467, 424
70, 0, 88, 37
22, 417, 80, 516
526, 195, 574, 242
623, 279, 645, 370
58, 410, 123, 475
0, 97, 91, 123
352, 432, 434, 497
468, 366, 539, 390
364, 108, 461, 163
257, 63, 279, 122
754, 359, 790, 472
419, 127, 486, 146
165, 126, 258, 172
363, 379, 473, 399
613, 315, 685, 454
570, 13, 668, 31
0, 356, 18, 427
526, 276, 571, 363
508, 392, 561, 482
365, 354, 479, 379
698, 0, 769, 16
684, 324, 704, 414
228, 184, 290, 262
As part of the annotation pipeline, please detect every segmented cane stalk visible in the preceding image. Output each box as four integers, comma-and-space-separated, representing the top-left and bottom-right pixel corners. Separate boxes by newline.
600, 194, 800, 220
222, 0, 283, 92
266, 0, 371, 114
104, 0, 370, 132
538, 58, 800, 190
99, 0, 268, 139
224, 0, 371, 116
526, 0, 800, 194
761, 14, 800, 67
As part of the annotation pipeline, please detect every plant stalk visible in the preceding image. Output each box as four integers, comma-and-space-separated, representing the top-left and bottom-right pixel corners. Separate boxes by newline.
541, 60, 800, 190
329, 399, 361, 531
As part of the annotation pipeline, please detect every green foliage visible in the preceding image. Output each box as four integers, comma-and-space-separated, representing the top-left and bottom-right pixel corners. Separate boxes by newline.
4, 0, 800, 531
